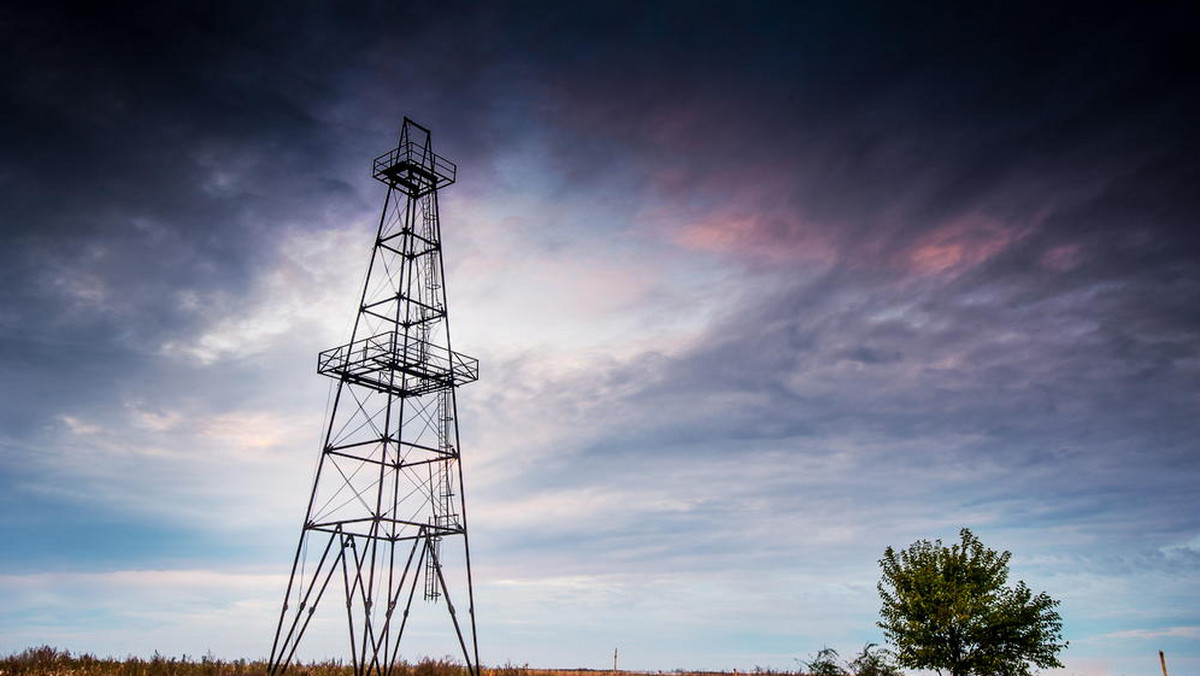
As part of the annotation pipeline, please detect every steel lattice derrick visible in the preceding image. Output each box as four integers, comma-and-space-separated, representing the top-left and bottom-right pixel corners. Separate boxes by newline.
269, 118, 480, 676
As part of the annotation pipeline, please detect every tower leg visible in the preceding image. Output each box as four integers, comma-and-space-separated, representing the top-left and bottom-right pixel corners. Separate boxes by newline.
430, 541, 479, 676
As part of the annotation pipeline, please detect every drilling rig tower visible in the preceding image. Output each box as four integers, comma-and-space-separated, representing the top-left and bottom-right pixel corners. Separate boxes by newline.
269, 118, 481, 676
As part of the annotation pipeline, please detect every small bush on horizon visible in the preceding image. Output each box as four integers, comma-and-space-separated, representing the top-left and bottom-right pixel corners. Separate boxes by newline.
845, 645, 900, 676
799, 648, 845, 676
796, 644, 900, 676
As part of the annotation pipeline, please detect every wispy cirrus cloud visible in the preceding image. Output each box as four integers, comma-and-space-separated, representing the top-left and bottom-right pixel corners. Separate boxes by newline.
1101, 626, 1200, 640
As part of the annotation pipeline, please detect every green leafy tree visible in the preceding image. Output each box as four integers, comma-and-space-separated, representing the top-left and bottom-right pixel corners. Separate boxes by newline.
877, 528, 1067, 676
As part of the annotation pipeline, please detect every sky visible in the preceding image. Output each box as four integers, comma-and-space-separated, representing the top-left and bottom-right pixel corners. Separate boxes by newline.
1, 1, 1198, 674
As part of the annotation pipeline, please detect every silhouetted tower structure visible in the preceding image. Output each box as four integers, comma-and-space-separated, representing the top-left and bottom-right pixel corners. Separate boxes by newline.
270, 118, 480, 676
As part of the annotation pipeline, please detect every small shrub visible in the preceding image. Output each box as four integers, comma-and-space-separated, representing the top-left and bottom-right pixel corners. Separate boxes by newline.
846, 645, 900, 676
801, 648, 846, 676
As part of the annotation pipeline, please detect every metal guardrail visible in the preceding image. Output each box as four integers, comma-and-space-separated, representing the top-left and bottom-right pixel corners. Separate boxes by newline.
318, 331, 478, 395
372, 139, 457, 189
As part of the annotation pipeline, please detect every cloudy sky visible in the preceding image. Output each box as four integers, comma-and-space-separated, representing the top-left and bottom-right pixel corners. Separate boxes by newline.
1, 2, 1198, 674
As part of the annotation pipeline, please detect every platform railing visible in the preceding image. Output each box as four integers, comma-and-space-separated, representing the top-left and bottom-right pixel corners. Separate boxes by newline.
318, 331, 478, 395
372, 139, 457, 189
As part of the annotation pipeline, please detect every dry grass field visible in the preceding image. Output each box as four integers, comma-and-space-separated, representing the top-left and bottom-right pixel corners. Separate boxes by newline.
0, 648, 792, 676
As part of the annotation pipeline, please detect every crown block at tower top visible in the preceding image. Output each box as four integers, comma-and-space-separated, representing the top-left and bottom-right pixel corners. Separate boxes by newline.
373, 134, 457, 196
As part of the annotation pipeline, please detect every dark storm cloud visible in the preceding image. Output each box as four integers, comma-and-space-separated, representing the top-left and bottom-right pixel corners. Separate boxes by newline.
1, 3, 446, 431
511, 2, 1199, 277
0, 0, 594, 358
2, 4, 358, 317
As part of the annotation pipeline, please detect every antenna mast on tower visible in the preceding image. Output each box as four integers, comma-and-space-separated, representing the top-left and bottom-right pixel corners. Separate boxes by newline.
269, 118, 481, 676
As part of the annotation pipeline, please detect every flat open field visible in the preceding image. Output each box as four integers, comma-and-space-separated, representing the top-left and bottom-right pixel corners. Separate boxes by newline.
0, 649, 790, 676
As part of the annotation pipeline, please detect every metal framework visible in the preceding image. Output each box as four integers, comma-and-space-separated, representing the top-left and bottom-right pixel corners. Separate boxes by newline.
270, 118, 480, 676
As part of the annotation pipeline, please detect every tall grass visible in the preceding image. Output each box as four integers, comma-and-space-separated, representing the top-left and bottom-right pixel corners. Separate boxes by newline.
0, 647, 459, 676
0, 648, 812, 676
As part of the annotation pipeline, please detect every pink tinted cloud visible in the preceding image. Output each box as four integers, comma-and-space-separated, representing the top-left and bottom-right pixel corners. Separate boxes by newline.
660, 198, 1038, 279
1041, 243, 1085, 271
543, 81, 1056, 277
669, 209, 838, 264
902, 213, 1034, 276
636, 150, 842, 266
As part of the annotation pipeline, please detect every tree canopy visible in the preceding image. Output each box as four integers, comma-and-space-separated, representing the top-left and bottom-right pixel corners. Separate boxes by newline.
877, 528, 1067, 676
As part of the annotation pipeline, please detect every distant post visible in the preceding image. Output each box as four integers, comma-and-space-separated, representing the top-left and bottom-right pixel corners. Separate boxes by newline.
1160, 650, 1168, 676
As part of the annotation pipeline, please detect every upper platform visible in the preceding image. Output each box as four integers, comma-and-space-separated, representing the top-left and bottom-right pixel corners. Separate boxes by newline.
372, 118, 456, 196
